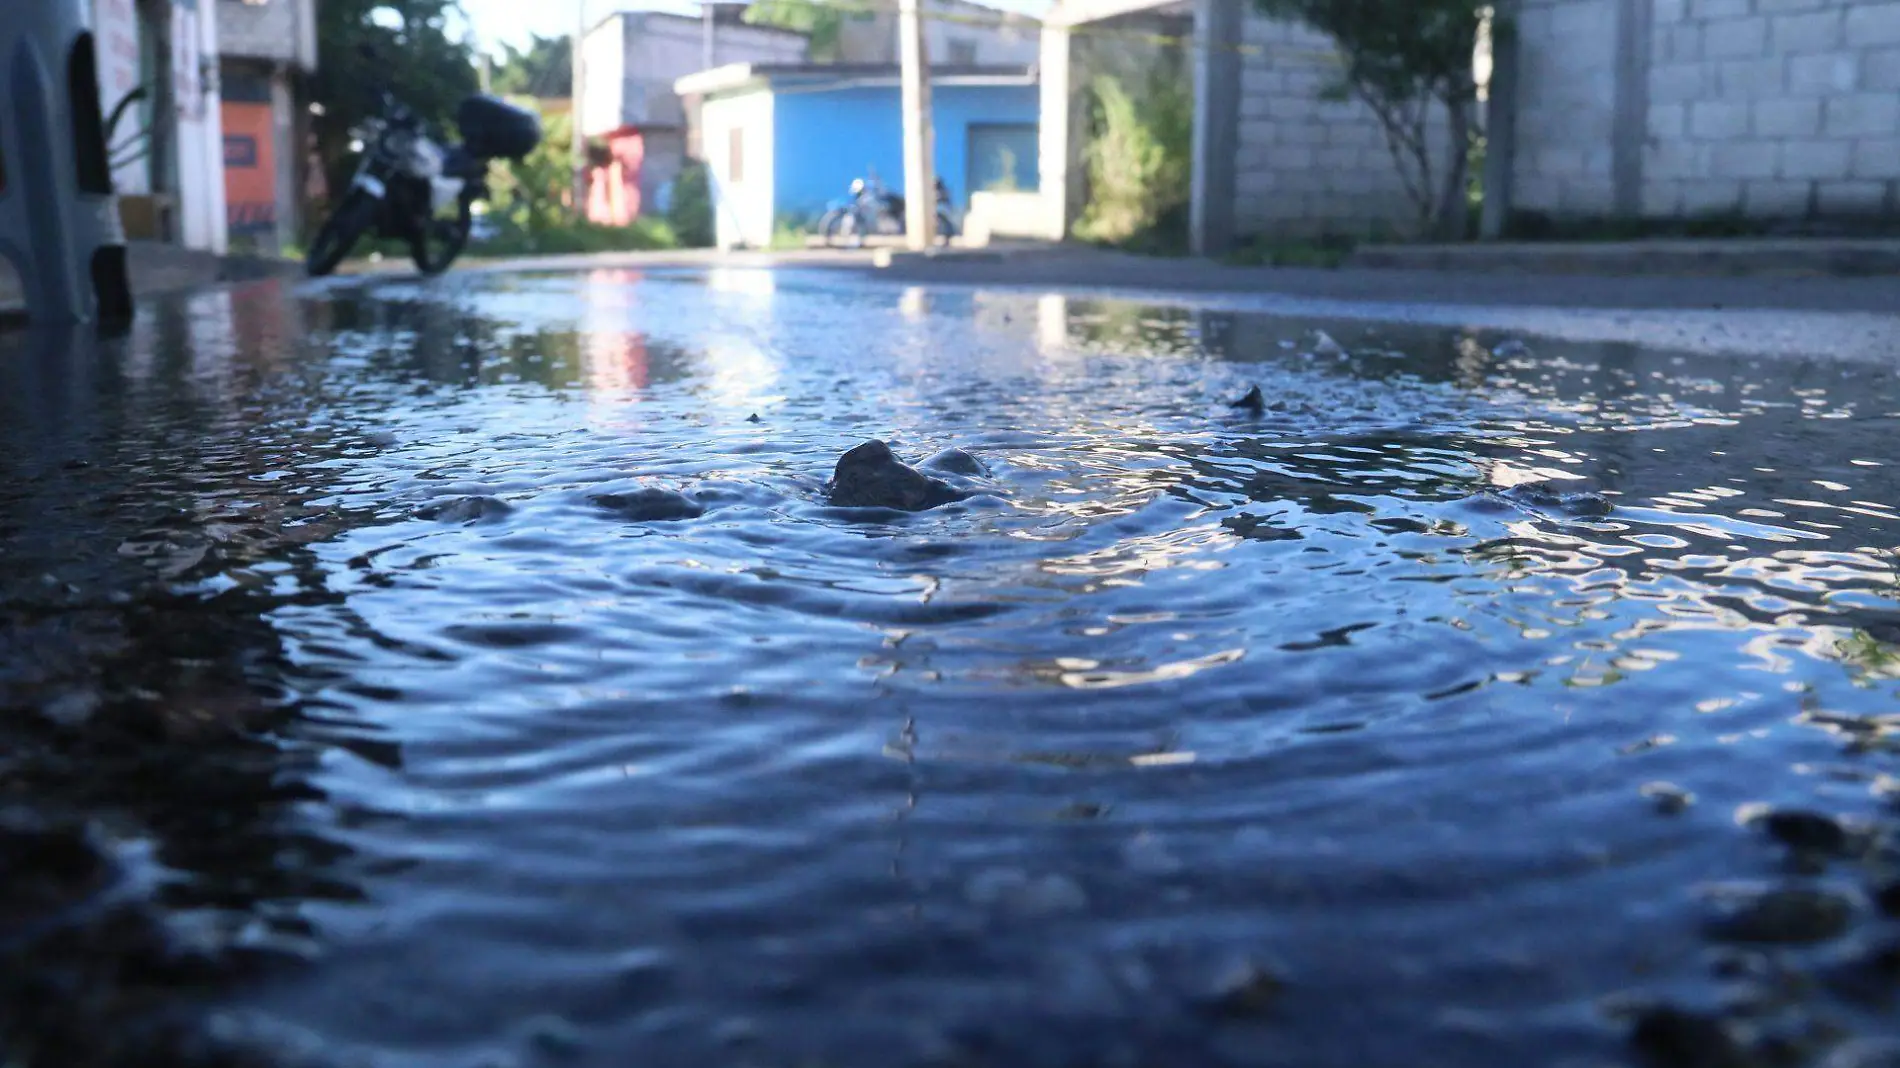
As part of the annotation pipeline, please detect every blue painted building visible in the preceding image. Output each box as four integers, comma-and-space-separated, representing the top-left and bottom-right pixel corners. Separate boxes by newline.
676, 63, 1040, 248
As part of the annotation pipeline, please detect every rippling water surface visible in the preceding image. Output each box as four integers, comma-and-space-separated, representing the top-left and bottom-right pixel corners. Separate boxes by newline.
4, 269, 1900, 1068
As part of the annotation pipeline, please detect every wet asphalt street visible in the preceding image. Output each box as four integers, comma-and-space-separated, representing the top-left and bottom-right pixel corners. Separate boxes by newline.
3, 261, 1900, 1068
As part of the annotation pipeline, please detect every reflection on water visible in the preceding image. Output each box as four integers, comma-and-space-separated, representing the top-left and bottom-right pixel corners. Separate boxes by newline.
3, 271, 1900, 1067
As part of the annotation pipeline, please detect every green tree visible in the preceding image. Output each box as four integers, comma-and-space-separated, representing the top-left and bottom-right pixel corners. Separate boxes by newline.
668, 159, 715, 248
490, 34, 572, 98
1253, 0, 1488, 239
742, 0, 842, 61
1075, 72, 1192, 248
311, 0, 478, 204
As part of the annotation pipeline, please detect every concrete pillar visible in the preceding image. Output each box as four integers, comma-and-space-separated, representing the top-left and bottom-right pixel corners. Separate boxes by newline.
1611, 0, 1652, 217
1189, 0, 1241, 256
1479, 3, 1519, 239
1036, 22, 1078, 241
899, 0, 938, 248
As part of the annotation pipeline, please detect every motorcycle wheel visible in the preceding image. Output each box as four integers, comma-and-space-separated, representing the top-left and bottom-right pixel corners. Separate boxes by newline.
306, 190, 378, 277
823, 209, 861, 248
412, 200, 473, 276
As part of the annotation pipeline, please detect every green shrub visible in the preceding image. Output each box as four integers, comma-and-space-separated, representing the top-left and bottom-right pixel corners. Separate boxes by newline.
1074, 73, 1192, 249
469, 216, 677, 257
1224, 234, 1357, 268
669, 159, 715, 248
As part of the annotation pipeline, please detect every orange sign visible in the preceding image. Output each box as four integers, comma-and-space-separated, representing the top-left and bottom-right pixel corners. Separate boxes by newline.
221, 101, 276, 234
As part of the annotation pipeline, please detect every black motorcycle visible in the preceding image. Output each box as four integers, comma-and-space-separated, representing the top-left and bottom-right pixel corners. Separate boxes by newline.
306, 70, 541, 277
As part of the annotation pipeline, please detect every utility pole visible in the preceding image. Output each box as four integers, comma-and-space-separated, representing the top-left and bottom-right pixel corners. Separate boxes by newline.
898, 0, 936, 249
571, 0, 588, 218
703, 1, 715, 70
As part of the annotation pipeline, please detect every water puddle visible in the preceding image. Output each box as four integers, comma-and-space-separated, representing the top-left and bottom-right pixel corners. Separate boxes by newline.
3, 269, 1898, 1067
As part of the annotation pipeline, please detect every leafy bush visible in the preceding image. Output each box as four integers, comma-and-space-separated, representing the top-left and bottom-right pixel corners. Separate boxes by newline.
469, 216, 677, 258
1074, 73, 1193, 249
1224, 234, 1357, 268
668, 159, 715, 248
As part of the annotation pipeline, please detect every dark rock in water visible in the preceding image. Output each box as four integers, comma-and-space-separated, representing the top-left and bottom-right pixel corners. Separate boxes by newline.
1498, 483, 1614, 518
1753, 809, 1851, 855
746, 413, 762, 423
1874, 880, 1900, 918
829, 440, 969, 511
0, 819, 114, 926
415, 495, 513, 523
922, 447, 987, 477
1629, 1006, 1756, 1068
1823, 938, 1900, 1006
1229, 385, 1266, 412
1705, 887, 1853, 945
591, 488, 704, 522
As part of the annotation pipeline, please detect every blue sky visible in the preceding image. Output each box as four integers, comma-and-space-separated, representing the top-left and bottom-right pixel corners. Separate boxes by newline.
454, 0, 1052, 54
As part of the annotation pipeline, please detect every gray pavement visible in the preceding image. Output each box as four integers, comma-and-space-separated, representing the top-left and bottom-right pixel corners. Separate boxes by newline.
429, 242, 1900, 363
13, 239, 1900, 363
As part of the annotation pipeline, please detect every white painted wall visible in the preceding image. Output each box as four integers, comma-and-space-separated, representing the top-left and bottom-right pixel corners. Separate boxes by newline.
583, 12, 806, 136
174, 0, 228, 253
835, 0, 1040, 65
700, 89, 776, 248
92, 0, 150, 194
580, 17, 627, 137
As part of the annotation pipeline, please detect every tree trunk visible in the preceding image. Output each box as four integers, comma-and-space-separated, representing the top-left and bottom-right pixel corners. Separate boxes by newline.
1433, 95, 1472, 241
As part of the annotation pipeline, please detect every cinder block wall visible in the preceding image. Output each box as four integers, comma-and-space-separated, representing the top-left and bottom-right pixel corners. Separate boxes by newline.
1510, 0, 1620, 215
1232, 13, 1453, 238
1512, 0, 1900, 222
219, 0, 302, 65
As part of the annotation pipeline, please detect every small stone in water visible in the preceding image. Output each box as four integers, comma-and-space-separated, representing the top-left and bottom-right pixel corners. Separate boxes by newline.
1202, 959, 1285, 1018
713, 1017, 759, 1047
745, 413, 762, 423
1229, 385, 1266, 412
1753, 809, 1850, 855
1308, 330, 1346, 357
591, 488, 704, 522
1704, 887, 1853, 945
964, 868, 1088, 918
1628, 1006, 1755, 1068
921, 447, 987, 477
523, 1014, 585, 1057
415, 495, 512, 523
1818, 1039, 1900, 1068
1500, 482, 1614, 518
1641, 782, 1695, 815
829, 440, 969, 511
40, 688, 100, 727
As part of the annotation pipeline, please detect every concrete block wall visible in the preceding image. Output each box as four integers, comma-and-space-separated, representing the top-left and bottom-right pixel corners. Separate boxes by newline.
217, 0, 315, 70
1509, 0, 1620, 214
1510, 0, 1900, 221
1643, 0, 1900, 217
1232, 12, 1447, 237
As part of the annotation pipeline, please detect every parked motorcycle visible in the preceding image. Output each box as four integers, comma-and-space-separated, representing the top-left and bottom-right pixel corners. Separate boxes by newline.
817, 174, 957, 246
306, 60, 541, 277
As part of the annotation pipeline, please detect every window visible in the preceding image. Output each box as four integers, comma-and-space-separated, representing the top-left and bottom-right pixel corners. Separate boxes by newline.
728, 127, 744, 184
966, 123, 1039, 193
